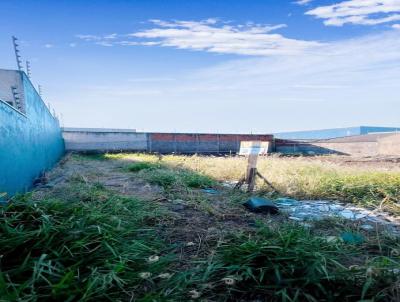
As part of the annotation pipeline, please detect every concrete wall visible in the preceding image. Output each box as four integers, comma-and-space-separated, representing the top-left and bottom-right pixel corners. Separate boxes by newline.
276, 133, 400, 156
63, 130, 147, 151
148, 133, 273, 154
63, 129, 273, 154
0, 69, 25, 112
276, 140, 378, 156
0, 70, 64, 196
275, 126, 400, 140
378, 133, 400, 155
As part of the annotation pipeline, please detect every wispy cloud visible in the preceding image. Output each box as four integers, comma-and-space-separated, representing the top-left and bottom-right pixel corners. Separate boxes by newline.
306, 0, 400, 26
84, 29, 400, 102
292, 84, 348, 89
127, 77, 175, 82
115, 28, 392, 109
76, 33, 118, 41
294, 0, 313, 6
67, 28, 400, 131
76, 19, 322, 56
130, 20, 321, 56
44, 44, 54, 48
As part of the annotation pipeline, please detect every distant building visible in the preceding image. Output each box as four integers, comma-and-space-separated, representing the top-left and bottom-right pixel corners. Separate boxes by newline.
274, 126, 400, 140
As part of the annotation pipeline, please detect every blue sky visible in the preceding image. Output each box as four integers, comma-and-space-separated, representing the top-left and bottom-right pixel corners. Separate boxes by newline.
0, 0, 399, 133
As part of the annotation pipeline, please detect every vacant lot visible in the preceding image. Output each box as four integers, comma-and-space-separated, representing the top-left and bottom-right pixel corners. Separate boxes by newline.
1, 154, 400, 301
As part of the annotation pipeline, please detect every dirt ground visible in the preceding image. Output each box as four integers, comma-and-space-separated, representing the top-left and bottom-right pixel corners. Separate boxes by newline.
34, 154, 400, 249
294, 154, 400, 171
34, 154, 274, 261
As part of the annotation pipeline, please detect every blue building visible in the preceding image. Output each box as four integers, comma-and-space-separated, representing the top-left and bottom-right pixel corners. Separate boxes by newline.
274, 126, 400, 140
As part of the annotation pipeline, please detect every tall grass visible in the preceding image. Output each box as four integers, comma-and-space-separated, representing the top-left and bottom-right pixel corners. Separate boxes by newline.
107, 153, 400, 213
2, 155, 400, 301
0, 182, 178, 301
188, 223, 400, 301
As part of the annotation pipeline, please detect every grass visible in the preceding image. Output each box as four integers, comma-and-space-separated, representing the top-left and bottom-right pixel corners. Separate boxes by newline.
0, 181, 180, 301
192, 223, 400, 301
106, 153, 400, 214
140, 168, 216, 190
127, 161, 160, 172
1, 153, 400, 301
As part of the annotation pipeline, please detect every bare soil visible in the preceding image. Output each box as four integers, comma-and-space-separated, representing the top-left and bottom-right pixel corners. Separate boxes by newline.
33, 154, 400, 264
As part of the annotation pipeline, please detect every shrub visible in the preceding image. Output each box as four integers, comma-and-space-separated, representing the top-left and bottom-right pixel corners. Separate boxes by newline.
127, 161, 160, 172
143, 169, 178, 189
180, 171, 215, 188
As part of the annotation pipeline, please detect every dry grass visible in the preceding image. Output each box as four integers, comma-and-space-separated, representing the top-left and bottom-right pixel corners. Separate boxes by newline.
2, 153, 400, 301
106, 153, 400, 214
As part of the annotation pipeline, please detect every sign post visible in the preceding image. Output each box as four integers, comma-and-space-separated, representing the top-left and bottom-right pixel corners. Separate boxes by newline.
235, 141, 276, 192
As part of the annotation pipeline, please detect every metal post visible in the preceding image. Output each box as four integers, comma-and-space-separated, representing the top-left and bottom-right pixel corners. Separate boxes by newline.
12, 36, 23, 71
26, 61, 31, 78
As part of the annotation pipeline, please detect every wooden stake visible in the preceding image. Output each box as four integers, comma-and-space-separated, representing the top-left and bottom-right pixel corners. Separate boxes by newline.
234, 141, 277, 193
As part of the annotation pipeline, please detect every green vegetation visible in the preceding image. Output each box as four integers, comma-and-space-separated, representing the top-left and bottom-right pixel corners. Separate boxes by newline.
140, 168, 216, 189
108, 153, 400, 214
1, 153, 400, 301
198, 223, 400, 301
0, 181, 178, 301
142, 168, 178, 189
127, 161, 160, 172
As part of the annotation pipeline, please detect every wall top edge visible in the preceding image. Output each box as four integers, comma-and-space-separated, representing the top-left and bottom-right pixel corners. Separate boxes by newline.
0, 98, 27, 118
62, 127, 137, 133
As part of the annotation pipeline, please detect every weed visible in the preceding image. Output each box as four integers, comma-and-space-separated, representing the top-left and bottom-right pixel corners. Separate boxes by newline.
2, 154, 400, 301
71, 153, 108, 161
127, 161, 160, 172
179, 171, 215, 188
0, 183, 180, 301
189, 223, 400, 301
142, 168, 178, 189
110, 153, 400, 214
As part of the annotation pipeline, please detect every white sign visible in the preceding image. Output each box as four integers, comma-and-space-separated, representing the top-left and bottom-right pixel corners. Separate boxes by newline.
239, 141, 270, 155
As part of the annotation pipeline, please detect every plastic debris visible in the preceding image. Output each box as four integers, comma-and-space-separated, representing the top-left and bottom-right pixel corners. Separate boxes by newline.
325, 236, 342, 243
202, 188, 219, 195
360, 224, 374, 231
340, 210, 356, 219
275, 198, 300, 206
340, 232, 364, 244
270, 198, 399, 234
243, 197, 279, 214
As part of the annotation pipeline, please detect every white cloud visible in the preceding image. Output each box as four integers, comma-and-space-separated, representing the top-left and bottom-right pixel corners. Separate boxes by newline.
82, 29, 400, 102
127, 77, 175, 82
294, 0, 313, 5
128, 20, 321, 56
77, 19, 322, 56
76, 34, 100, 41
306, 0, 400, 26
44, 44, 54, 48
62, 29, 400, 132
69, 43, 77, 47
393, 23, 400, 28
104, 33, 118, 39
95, 41, 113, 47
76, 33, 119, 41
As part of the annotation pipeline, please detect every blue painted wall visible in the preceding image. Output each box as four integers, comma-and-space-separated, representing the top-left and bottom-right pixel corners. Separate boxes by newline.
0, 71, 64, 196
275, 126, 400, 140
